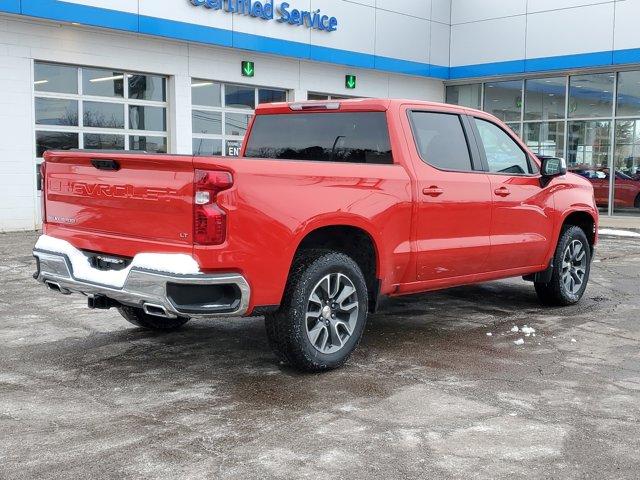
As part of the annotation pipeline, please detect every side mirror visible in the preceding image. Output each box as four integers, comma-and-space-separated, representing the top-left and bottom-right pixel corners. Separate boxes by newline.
540, 156, 567, 177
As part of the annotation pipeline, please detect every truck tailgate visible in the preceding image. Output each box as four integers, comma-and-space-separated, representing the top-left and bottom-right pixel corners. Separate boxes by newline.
43, 151, 194, 252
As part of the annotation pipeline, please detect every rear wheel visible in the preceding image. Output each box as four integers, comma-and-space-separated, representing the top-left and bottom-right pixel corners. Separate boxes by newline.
265, 250, 368, 372
535, 225, 591, 306
634, 193, 640, 209
118, 305, 190, 331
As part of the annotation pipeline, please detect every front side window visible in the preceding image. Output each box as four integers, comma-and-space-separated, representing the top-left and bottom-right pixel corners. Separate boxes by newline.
474, 118, 531, 174
409, 111, 473, 171
244, 112, 392, 164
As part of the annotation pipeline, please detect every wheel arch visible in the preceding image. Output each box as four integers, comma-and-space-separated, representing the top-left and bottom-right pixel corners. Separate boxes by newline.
289, 222, 382, 311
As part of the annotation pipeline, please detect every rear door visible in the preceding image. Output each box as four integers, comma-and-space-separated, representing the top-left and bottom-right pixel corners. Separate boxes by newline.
44, 151, 194, 251
403, 108, 492, 282
470, 117, 554, 271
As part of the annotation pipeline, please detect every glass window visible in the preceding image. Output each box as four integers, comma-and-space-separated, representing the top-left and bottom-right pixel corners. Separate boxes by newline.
445, 84, 482, 109
192, 110, 222, 135
129, 106, 166, 131
524, 122, 565, 158
307, 93, 330, 100
245, 112, 393, 164
191, 80, 222, 107
483, 81, 523, 122
409, 111, 473, 171
36, 131, 78, 158
524, 77, 566, 121
130, 135, 167, 153
225, 84, 255, 109
568, 73, 614, 118
128, 74, 166, 102
34, 63, 78, 94
82, 68, 124, 97
613, 119, 640, 214
567, 120, 611, 212
35, 98, 78, 126
225, 113, 251, 136
475, 118, 530, 174
616, 71, 640, 117
84, 133, 125, 150
193, 138, 223, 156
259, 89, 287, 104
83, 101, 125, 129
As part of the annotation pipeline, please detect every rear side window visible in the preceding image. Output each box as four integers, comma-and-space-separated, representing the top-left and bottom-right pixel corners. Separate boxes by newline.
474, 118, 531, 174
409, 111, 473, 171
244, 112, 393, 164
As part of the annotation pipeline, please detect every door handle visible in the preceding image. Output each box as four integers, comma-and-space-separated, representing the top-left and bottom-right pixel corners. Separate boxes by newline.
423, 186, 444, 197
494, 187, 511, 197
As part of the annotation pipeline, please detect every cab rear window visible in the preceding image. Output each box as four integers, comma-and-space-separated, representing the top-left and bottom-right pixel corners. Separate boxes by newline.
244, 112, 393, 164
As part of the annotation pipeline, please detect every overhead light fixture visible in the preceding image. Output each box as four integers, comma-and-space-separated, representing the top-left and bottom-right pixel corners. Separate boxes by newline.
89, 74, 124, 83
34, 80, 49, 85
192, 81, 214, 88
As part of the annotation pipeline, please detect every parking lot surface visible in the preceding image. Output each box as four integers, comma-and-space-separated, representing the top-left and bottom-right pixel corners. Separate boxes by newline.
1, 231, 639, 479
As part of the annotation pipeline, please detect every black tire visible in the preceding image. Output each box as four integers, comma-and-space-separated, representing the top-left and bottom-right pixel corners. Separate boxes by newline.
634, 193, 640, 209
118, 305, 190, 331
535, 225, 591, 306
265, 250, 369, 372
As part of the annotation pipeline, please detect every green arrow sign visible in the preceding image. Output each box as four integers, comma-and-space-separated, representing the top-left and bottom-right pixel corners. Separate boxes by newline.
345, 74, 356, 89
242, 61, 255, 77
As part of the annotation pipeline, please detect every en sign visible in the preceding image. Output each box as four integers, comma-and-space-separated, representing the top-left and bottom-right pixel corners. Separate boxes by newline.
345, 74, 356, 90
242, 61, 255, 77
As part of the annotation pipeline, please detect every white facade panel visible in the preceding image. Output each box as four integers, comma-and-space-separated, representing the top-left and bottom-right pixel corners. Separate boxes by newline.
309, 0, 375, 54
451, 0, 526, 24
375, 0, 432, 20
613, 0, 640, 51
527, 0, 612, 14
450, 16, 526, 66
431, 0, 452, 24
430, 21, 450, 67
374, 10, 430, 63
526, 4, 614, 59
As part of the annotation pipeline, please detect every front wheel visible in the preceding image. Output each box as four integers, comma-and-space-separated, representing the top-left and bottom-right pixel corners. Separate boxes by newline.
118, 305, 190, 331
265, 251, 369, 372
535, 225, 591, 306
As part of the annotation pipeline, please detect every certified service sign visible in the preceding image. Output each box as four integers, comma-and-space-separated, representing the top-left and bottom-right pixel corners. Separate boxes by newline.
189, 0, 339, 32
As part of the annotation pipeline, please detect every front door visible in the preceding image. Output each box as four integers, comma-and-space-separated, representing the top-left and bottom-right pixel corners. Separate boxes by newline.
471, 117, 555, 271
405, 109, 493, 282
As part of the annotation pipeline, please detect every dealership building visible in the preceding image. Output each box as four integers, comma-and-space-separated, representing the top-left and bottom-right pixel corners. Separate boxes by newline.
1, 0, 640, 231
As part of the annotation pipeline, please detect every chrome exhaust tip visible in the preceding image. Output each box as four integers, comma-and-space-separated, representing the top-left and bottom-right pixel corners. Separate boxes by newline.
45, 280, 71, 295
142, 303, 175, 318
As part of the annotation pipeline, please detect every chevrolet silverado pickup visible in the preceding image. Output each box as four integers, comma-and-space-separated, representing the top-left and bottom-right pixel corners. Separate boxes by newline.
33, 99, 598, 372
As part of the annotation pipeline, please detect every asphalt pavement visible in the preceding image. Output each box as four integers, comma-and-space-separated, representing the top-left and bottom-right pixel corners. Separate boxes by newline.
1, 231, 638, 479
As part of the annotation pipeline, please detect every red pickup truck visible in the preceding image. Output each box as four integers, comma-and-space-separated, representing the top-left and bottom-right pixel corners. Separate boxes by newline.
34, 99, 598, 371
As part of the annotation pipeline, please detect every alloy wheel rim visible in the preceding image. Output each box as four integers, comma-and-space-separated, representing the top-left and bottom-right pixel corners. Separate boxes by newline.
561, 239, 587, 295
305, 273, 359, 354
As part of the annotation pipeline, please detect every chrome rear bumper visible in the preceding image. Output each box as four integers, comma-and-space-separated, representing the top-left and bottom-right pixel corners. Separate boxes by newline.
33, 249, 250, 319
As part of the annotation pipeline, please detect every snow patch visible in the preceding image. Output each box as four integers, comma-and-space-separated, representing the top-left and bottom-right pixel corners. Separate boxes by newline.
521, 325, 536, 337
486, 332, 493, 337
514, 338, 525, 346
571, 338, 577, 343
510, 326, 519, 333
34, 235, 201, 288
598, 229, 640, 238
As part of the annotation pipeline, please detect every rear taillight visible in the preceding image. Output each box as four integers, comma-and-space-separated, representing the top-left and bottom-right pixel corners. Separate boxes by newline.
193, 169, 233, 245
